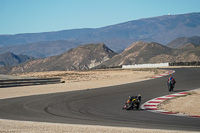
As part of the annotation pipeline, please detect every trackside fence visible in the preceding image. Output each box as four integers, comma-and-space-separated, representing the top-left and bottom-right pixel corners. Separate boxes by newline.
0, 78, 61, 88
122, 62, 200, 69
169, 62, 200, 66
122, 63, 169, 68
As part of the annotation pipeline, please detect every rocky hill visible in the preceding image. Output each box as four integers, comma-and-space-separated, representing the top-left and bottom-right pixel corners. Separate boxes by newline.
145, 42, 200, 63
167, 36, 200, 48
97, 41, 171, 67
0, 52, 33, 66
0, 12, 200, 57
8, 43, 117, 74
178, 43, 199, 50
96, 41, 200, 68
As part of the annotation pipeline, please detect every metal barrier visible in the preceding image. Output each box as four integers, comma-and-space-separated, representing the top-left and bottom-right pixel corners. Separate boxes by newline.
122, 62, 200, 69
169, 62, 200, 66
0, 78, 61, 88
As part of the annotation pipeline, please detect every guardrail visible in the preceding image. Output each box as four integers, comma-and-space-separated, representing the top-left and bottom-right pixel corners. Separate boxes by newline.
169, 61, 200, 66
122, 61, 200, 69
0, 78, 61, 88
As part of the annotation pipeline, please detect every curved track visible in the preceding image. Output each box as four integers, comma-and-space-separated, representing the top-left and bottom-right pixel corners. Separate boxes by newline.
0, 68, 200, 131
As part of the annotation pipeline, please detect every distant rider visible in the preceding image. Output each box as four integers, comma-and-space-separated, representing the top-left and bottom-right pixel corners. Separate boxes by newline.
167, 76, 176, 86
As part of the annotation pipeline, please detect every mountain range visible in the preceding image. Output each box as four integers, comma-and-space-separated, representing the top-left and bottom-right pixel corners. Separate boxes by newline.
96, 41, 200, 68
0, 12, 200, 58
1, 40, 200, 74
0, 52, 33, 66
0, 40, 81, 58
6, 43, 116, 74
167, 36, 200, 48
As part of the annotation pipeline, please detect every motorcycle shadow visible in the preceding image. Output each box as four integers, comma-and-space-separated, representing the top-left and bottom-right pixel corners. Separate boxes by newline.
123, 108, 145, 111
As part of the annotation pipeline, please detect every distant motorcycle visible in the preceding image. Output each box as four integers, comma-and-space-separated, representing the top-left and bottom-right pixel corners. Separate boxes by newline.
167, 76, 176, 92
122, 95, 141, 110
167, 80, 174, 92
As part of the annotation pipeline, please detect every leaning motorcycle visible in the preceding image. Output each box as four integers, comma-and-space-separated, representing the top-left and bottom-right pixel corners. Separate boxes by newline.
122, 95, 141, 110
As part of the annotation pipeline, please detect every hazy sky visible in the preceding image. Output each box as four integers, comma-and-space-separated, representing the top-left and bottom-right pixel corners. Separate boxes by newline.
0, 0, 200, 35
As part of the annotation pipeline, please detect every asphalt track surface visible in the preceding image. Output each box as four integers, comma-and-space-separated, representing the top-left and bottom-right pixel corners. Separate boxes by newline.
0, 68, 200, 132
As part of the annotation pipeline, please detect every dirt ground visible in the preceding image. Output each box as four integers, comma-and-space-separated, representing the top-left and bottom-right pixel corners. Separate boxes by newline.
159, 89, 200, 116
0, 68, 199, 133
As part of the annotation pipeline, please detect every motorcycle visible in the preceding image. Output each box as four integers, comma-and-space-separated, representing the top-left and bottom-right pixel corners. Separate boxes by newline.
122, 95, 141, 110
167, 80, 174, 92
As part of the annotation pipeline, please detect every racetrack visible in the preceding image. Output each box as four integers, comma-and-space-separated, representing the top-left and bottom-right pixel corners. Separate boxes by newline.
0, 68, 200, 132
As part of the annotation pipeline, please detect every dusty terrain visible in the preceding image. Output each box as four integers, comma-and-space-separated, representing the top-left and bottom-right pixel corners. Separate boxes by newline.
0, 68, 199, 133
2, 68, 160, 99
159, 89, 200, 116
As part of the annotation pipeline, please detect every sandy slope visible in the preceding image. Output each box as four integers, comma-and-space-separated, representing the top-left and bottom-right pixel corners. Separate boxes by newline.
0, 69, 199, 133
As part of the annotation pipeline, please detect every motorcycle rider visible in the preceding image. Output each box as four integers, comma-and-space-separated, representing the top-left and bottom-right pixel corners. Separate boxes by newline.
128, 95, 141, 103
167, 76, 176, 86
167, 76, 176, 92
128, 95, 141, 108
